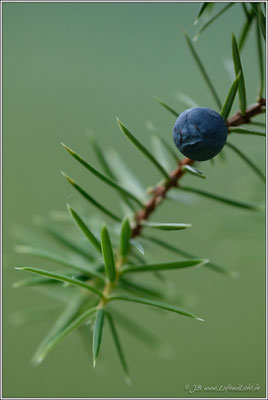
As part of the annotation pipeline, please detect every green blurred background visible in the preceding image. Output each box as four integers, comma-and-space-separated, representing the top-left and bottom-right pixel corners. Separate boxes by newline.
3, 2, 266, 398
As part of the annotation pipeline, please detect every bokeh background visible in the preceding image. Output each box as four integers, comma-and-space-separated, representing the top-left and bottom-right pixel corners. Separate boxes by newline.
2, 2, 266, 398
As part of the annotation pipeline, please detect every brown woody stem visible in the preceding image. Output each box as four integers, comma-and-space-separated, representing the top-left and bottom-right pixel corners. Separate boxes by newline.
131, 99, 266, 238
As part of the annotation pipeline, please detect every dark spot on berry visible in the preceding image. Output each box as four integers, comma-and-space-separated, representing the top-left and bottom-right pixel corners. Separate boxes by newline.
179, 129, 183, 144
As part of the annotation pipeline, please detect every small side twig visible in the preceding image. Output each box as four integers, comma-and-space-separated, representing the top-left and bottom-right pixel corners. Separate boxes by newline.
131, 99, 266, 238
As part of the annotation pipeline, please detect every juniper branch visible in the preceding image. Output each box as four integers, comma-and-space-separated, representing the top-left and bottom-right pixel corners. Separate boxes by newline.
131, 99, 266, 238
13, 3, 266, 377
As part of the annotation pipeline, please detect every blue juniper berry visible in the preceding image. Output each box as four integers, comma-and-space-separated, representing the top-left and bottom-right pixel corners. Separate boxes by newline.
173, 107, 228, 161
